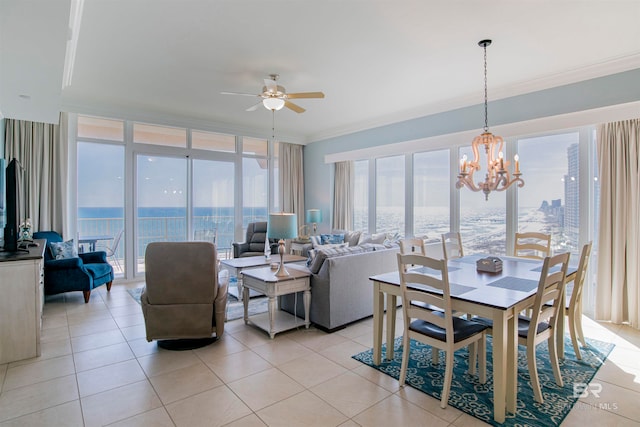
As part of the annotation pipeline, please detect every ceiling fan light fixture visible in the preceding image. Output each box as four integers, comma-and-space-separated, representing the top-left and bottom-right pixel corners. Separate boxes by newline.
263, 97, 285, 111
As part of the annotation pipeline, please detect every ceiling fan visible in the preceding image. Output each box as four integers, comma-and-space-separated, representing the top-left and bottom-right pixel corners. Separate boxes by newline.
221, 74, 324, 113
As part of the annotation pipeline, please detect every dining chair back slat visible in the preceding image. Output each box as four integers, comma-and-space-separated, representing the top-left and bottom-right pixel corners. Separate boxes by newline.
514, 232, 551, 260
441, 232, 464, 260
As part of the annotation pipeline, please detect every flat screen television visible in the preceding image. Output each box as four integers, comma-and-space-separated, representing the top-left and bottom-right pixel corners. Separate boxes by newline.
2, 158, 22, 253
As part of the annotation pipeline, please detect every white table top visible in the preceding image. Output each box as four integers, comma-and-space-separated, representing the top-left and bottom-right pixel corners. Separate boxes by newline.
221, 254, 306, 269
241, 265, 310, 282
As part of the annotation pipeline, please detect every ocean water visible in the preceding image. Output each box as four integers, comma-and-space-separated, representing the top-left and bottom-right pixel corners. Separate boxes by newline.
77, 207, 269, 256
77, 205, 577, 260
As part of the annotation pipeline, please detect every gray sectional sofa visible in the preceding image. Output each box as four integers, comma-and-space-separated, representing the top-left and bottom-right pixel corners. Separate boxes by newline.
280, 241, 400, 332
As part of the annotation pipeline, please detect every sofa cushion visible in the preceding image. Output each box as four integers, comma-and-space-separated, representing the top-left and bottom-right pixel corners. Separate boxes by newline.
358, 232, 387, 245
309, 244, 366, 274
332, 229, 362, 247
49, 239, 78, 260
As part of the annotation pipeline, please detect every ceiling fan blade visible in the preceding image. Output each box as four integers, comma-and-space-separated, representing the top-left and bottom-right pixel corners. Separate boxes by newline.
264, 78, 278, 94
221, 91, 259, 97
246, 101, 262, 112
285, 101, 305, 113
286, 91, 325, 99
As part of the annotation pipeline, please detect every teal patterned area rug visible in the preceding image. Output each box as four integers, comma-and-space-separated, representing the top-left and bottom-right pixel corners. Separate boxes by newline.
352, 335, 613, 427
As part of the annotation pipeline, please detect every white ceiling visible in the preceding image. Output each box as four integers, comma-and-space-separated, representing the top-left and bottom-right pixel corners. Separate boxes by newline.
2, 0, 640, 143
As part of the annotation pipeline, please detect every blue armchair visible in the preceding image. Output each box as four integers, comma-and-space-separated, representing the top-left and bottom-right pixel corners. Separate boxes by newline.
33, 231, 114, 303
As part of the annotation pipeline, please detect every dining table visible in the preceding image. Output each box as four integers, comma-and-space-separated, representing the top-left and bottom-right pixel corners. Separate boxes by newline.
369, 254, 577, 423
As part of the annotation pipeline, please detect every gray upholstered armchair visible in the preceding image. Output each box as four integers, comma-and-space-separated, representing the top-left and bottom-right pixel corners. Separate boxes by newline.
232, 221, 278, 258
141, 241, 228, 349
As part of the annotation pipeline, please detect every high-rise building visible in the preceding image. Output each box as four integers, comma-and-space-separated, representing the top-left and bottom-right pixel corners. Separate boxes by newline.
564, 143, 580, 249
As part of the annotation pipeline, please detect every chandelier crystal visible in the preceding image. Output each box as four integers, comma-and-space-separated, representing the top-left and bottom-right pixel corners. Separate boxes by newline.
456, 39, 524, 200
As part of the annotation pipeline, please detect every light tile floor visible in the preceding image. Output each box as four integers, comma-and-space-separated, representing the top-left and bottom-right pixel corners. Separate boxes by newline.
1, 282, 639, 426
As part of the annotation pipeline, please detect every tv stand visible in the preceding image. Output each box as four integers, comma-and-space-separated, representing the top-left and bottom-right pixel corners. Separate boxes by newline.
0, 239, 45, 364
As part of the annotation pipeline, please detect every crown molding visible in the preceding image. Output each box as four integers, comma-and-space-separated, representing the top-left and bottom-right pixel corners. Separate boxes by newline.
311, 54, 640, 143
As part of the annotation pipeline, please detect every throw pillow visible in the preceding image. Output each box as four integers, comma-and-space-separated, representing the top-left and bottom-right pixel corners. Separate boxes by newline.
331, 229, 361, 247
320, 233, 345, 245
371, 233, 387, 244
310, 235, 322, 248
49, 239, 78, 260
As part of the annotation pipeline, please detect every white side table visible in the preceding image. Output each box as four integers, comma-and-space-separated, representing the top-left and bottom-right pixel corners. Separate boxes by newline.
220, 254, 307, 301
241, 265, 311, 339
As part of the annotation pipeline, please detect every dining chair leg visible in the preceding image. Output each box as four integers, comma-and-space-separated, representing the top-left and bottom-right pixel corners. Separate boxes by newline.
399, 333, 411, 386
432, 348, 439, 364
576, 301, 588, 347
568, 310, 582, 360
527, 340, 544, 403
548, 335, 564, 387
441, 351, 454, 409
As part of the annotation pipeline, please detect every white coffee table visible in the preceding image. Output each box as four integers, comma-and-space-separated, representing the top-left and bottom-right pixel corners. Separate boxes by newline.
240, 265, 311, 339
220, 254, 307, 301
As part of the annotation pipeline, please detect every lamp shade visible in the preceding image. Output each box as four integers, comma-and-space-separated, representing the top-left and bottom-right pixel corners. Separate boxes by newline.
263, 97, 285, 111
268, 213, 298, 240
306, 209, 322, 224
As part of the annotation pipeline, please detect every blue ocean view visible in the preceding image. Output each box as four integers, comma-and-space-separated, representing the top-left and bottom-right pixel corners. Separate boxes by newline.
78, 206, 267, 218
77, 207, 269, 256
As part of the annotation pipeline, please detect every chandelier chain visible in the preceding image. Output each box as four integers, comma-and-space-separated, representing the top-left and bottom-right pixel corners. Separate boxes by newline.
483, 43, 489, 132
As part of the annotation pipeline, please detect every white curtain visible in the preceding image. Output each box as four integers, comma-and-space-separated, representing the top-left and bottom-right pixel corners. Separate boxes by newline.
596, 118, 640, 329
4, 114, 69, 237
279, 142, 305, 230
333, 161, 353, 230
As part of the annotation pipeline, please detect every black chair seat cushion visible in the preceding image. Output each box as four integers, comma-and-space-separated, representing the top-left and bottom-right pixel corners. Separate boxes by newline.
473, 315, 550, 338
409, 314, 487, 343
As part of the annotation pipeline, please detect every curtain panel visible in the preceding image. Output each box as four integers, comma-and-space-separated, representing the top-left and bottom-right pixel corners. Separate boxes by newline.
596, 118, 640, 329
4, 114, 69, 237
333, 161, 353, 230
278, 142, 305, 231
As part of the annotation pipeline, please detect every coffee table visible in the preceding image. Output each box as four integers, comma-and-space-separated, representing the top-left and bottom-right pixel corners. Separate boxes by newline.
220, 254, 307, 301
240, 265, 311, 339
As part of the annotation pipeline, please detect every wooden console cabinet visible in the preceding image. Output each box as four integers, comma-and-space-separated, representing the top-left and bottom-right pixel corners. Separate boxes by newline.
0, 239, 45, 364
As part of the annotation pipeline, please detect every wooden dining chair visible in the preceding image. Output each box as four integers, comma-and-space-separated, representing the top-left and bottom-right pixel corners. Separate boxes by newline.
399, 237, 426, 256
396, 253, 488, 409
566, 241, 592, 359
513, 232, 551, 260
474, 252, 570, 403
441, 232, 464, 260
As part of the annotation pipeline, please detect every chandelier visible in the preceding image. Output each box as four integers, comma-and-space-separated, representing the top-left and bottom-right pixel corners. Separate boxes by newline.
456, 39, 524, 200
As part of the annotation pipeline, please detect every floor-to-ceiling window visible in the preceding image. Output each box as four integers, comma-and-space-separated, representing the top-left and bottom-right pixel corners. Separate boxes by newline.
413, 150, 450, 239
74, 114, 280, 280
192, 159, 235, 256
354, 160, 369, 232
136, 155, 187, 273
76, 116, 125, 276
458, 145, 507, 255
376, 155, 405, 236
516, 132, 581, 256
344, 126, 598, 311
242, 137, 269, 228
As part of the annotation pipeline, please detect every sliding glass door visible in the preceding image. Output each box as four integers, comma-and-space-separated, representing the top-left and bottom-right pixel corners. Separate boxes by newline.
136, 155, 187, 274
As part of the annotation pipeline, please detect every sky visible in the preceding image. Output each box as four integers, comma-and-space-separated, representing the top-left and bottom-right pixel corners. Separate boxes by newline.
77, 132, 582, 212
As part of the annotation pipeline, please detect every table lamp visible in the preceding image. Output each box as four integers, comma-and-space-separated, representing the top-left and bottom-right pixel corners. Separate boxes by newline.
268, 213, 298, 277
306, 209, 322, 235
